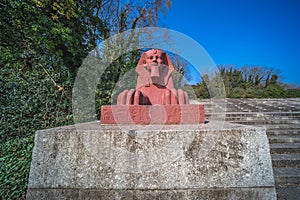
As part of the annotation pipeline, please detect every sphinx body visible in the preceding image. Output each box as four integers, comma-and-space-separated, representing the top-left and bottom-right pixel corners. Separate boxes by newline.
117, 49, 189, 105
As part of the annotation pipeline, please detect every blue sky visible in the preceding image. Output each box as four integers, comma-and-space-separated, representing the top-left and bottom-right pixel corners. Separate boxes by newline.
160, 0, 300, 85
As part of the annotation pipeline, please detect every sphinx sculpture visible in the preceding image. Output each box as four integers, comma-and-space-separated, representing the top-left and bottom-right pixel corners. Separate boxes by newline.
117, 49, 189, 105
101, 49, 204, 124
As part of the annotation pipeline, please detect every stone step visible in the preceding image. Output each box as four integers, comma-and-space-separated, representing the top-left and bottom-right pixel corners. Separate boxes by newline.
271, 153, 300, 168
205, 114, 300, 122
274, 168, 300, 185
206, 109, 300, 113
242, 125, 299, 132
269, 136, 300, 143
270, 143, 300, 154
204, 106, 300, 112
267, 130, 300, 137
268, 133, 300, 138
247, 124, 300, 130
202, 121, 300, 130
205, 118, 300, 124
206, 112, 300, 117
206, 114, 300, 119
205, 100, 300, 106
224, 117, 300, 122
222, 114, 300, 117
226, 108, 300, 112
276, 186, 300, 200
226, 118, 300, 124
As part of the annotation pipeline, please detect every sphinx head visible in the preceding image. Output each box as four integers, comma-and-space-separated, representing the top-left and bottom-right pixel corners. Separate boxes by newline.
136, 49, 175, 89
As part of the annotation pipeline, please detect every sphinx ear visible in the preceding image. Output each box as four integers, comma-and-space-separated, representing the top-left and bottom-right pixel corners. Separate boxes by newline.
163, 53, 175, 88
136, 52, 148, 74
135, 51, 150, 88
164, 53, 175, 72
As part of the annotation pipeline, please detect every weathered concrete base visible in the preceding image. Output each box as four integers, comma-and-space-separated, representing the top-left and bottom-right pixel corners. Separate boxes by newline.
27, 188, 276, 199
27, 121, 276, 199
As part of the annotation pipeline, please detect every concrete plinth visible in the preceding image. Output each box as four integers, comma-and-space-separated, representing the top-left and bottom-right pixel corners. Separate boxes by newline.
27, 121, 276, 199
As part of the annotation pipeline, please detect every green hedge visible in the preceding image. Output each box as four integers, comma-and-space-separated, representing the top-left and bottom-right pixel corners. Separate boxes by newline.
0, 63, 73, 199
0, 136, 34, 199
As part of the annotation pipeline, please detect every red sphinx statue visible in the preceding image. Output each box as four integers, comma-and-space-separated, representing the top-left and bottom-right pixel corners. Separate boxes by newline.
101, 49, 204, 124
117, 49, 188, 105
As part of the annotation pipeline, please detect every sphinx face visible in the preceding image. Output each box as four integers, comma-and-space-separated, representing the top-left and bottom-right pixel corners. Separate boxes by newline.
145, 50, 164, 65
143, 50, 168, 85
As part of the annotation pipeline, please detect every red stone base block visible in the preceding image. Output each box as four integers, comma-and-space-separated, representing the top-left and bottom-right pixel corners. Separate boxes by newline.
101, 105, 205, 125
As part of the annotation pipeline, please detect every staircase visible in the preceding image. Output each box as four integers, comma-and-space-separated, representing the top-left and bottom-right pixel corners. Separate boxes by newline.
202, 98, 300, 200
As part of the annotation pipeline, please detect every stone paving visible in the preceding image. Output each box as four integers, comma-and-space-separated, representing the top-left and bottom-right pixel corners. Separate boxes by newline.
201, 98, 300, 200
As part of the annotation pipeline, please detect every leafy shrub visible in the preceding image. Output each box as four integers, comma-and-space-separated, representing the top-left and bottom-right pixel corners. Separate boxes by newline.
0, 136, 34, 199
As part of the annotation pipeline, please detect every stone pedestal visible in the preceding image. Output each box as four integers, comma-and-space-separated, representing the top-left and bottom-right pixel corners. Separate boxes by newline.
101, 104, 205, 124
27, 121, 276, 199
